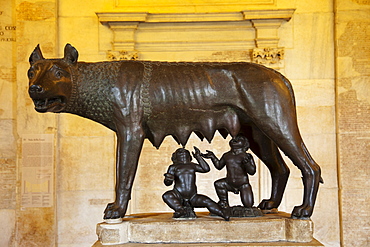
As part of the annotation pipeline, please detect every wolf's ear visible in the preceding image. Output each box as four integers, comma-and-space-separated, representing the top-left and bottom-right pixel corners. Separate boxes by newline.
29, 44, 45, 65
63, 43, 78, 65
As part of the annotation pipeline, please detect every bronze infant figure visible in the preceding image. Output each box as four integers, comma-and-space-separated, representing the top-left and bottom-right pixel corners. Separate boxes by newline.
202, 135, 256, 209
162, 147, 229, 220
28, 44, 322, 220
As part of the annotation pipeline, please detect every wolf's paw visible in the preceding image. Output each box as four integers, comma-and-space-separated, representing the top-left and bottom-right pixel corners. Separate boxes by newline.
291, 205, 313, 220
258, 199, 278, 210
103, 202, 126, 220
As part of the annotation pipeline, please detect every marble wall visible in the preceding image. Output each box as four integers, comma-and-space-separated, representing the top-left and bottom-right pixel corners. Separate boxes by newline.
0, 1, 16, 246
0, 0, 368, 246
336, 0, 370, 246
14, 0, 58, 246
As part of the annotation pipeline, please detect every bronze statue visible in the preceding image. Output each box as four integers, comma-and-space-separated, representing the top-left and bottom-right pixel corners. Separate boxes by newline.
162, 147, 229, 220
202, 135, 256, 209
28, 44, 322, 220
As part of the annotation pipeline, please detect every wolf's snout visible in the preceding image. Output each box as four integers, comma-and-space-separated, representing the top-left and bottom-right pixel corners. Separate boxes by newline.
29, 84, 44, 95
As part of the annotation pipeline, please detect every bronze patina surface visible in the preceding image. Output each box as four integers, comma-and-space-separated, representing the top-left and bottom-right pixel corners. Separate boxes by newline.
28, 44, 322, 220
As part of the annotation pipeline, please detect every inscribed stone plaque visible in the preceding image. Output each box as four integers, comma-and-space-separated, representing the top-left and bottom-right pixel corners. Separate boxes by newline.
21, 134, 54, 207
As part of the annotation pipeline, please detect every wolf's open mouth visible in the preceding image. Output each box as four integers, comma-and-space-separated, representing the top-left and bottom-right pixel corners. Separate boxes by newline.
33, 97, 66, 112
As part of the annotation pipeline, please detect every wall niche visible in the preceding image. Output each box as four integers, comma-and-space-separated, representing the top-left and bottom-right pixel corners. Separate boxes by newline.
97, 9, 294, 69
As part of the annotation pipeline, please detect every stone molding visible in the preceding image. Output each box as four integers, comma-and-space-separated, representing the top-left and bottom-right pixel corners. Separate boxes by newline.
96, 212, 316, 245
96, 9, 294, 65
242, 9, 295, 20
97, 9, 295, 24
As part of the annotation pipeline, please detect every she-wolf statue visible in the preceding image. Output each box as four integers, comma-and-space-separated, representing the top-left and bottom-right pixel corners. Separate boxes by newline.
27, 44, 322, 220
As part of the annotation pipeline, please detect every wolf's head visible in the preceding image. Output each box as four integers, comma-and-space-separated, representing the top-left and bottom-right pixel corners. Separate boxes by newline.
28, 44, 78, 113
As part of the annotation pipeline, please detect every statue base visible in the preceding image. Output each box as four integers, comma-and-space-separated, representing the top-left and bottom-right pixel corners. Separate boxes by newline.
94, 212, 323, 246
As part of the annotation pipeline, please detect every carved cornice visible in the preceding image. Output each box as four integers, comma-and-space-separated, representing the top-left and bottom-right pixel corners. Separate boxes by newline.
97, 9, 295, 23
242, 9, 295, 21
97, 12, 148, 23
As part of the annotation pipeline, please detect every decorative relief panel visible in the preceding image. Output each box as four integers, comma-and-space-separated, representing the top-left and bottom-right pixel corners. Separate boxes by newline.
96, 9, 294, 67
107, 50, 138, 61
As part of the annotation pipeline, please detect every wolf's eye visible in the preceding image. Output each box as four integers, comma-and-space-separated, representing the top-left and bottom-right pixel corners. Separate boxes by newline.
55, 70, 62, 79
28, 69, 35, 79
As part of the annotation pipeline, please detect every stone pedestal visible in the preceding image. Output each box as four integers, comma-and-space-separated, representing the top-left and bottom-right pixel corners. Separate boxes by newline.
94, 212, 323, 246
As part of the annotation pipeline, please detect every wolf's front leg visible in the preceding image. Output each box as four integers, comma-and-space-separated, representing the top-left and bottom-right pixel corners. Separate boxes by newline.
104, 124, 145, 219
